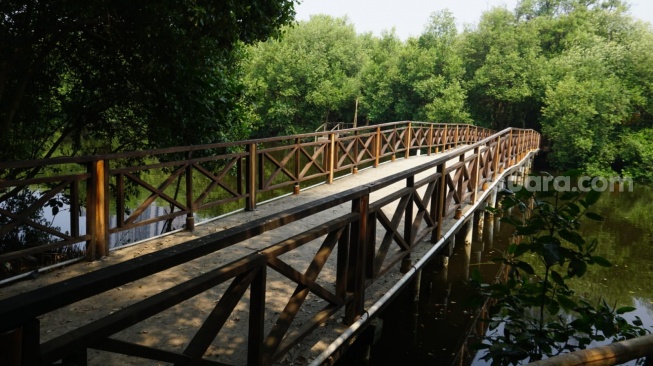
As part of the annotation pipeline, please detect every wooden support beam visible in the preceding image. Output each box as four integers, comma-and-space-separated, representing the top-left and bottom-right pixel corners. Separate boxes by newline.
526, 334, 653, 366
185, 151, 195, 231
328, 133, 336, 184
405, 122, 412, 160
471, 146, 481, 203
374, 126, 381, 168
246, 143, 257, 211
87, 160, 109, 260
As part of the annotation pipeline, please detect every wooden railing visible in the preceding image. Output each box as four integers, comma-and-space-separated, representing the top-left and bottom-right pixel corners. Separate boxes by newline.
0, 122, 506, 264
525, 334, 653, 366
0, 126, 540, 366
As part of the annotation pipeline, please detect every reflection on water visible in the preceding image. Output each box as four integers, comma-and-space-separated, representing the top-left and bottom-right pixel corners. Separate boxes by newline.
369, 183, 653, 366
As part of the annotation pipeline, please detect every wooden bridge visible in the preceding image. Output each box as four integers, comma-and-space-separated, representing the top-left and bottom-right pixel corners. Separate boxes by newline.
0, 122, 540, 365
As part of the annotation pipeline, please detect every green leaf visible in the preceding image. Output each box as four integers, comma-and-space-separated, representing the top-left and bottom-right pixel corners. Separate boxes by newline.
516, 224, 540, 236
550, 270, 565, 286
568, 259, 587, 278
563, 169, 584, 178
585, 212, 604, 221
616, 306, 636, 315
515, 261, 535, 275
561, 191, 580, 201
514, 243, 532, 257
557, 294, 577, 310
565, 202, 581, 215
485, 206, 500, 214
584, 189, 601, 206
559, 229, 585, 247
591, 256, 612, 267
471, 268, 483, 283
500, 217, 523, 227
548, 300, 560, 315
543, 242, 560, 267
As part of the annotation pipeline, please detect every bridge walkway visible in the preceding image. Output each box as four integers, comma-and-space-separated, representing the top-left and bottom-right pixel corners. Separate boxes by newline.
0, 125, 540, 366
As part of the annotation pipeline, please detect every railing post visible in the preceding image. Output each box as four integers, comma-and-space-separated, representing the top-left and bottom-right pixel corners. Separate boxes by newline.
432, 163, 446, 243
507, 129, 513, 166
246, 143, 257, 211
466, 124, 470, 143
345, 193, 369, 325
401, 176, 415, 273
353, 130, 359, 174
116, 173, 124, 229
185, 151, 195, 231
87, 159, 109, 260
374, 126, 381, 168
294, 137, 301, 194
493, 135, 501, 180
472, 146, 481, 203
0, 318, 41, 366
405, 122, 411, 160
428, 124, 434, 156
248, 265, 266, 366
328, 133, 336, 184
454, 125, 459, 148
442, 124, 447, 152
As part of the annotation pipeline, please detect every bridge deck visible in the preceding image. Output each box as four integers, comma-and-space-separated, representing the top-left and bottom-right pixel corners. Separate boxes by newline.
0, 144, 530, 366
0, 126, 536, 365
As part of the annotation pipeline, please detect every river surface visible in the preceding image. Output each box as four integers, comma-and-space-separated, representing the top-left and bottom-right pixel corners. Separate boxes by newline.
367, 181, 653, 366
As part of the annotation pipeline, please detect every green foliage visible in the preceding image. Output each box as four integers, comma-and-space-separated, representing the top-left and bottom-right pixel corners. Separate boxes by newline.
617, 129, 653, 181
0, 0, 297, 168
4, 0, 653, 183
0, 188, 83, 278
242, 15, 366, 136
474, 172, 648, 364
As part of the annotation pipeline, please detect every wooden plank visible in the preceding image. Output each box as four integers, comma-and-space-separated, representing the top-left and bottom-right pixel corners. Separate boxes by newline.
258, 214, 356, 260
0, 180, 69, 237
336, 224, 350, 300
92, 338, 193, 365
404, 176, 415, 247
262, 225, 341, 362
180, 269, 260, 364
272, 304, 341, 363
123, 168, 188, 225
0, 236, 88, 263
39, 255, 266, 365
248, 266, 266, 366
267, 257, 342, 305
0, 186, 368, 333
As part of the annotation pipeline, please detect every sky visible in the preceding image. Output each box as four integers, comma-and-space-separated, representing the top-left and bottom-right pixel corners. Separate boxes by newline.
295, 0, 653, 40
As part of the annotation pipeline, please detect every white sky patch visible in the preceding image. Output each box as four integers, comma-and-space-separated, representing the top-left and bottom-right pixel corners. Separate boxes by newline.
295, 0, 653, 40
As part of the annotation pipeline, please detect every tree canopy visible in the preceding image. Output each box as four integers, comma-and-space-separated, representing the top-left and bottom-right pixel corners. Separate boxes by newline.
3, 0, 652, 181
242, 0, 653, 180
0, 0, 297, 165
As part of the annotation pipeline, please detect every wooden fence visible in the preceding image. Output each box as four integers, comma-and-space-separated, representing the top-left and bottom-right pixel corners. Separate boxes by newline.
0, 125, 540, 365
0, 122, 508, 263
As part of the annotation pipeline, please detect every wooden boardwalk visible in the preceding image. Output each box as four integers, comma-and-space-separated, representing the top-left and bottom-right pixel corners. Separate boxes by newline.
0, 124, 540, 366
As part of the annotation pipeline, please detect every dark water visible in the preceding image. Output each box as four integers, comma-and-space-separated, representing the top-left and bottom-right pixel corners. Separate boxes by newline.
365, 183, 653, 366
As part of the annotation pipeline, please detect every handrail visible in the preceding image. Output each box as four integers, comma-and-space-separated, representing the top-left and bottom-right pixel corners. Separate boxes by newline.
0, 122, 534, 266
525, 334, 653, 366
0, 126, 540, 366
